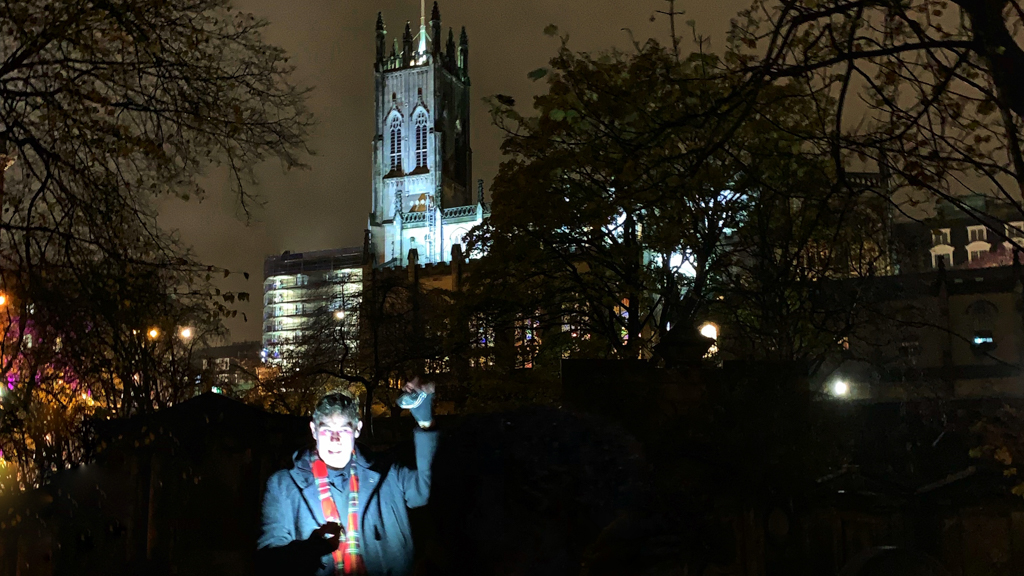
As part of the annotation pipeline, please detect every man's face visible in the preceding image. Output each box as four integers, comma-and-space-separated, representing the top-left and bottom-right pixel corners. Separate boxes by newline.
310, 413, 362, 469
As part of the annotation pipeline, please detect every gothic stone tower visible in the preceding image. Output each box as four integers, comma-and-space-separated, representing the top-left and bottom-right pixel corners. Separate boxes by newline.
369, 2, 485, 267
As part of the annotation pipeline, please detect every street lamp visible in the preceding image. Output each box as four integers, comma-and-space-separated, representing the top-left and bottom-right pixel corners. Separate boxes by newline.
179, 327, 193, 340
699, 322, 718, 341
147, 327, 160, 340
0, 293, 8, 306
699, 322, 719, 358
831, 380, 850, 397
334, 310, 345, 320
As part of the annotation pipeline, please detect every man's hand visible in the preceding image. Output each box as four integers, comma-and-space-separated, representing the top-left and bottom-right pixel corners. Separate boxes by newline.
404, 376, 436, 396
307, 521, 342, 556
403, 376, 435, 427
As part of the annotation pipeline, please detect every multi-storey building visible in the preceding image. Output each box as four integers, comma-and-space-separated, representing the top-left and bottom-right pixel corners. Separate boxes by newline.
262, 248, 363, 365
195, 341, 262, 392
824, 195, 1024, 399
262, 3, 489, 366
896, 196, 1024, 271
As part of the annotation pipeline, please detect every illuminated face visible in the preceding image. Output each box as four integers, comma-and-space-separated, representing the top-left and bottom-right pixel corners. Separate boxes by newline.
310, 413, 362, 469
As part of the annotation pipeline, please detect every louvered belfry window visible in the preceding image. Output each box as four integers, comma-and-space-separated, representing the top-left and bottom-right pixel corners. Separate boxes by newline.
389, 115, 403, 171
415, 112, 428, 169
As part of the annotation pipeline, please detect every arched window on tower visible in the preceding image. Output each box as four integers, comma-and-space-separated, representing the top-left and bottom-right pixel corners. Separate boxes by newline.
414, 111, 429, 169
389, 115, 403, 172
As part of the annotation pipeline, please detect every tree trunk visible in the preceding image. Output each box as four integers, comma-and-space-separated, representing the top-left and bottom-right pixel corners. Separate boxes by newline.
955, 0, 1024, 118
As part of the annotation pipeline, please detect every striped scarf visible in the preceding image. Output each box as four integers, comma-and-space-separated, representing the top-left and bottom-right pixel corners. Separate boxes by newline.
311, 452, 365, 575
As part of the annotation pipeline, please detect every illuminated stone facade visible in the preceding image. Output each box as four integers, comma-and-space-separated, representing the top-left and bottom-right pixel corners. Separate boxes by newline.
262, 3, 487, 365
368, 3, 487, 267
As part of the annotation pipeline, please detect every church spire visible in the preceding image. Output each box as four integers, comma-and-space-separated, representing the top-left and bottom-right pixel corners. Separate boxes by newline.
430, 2, 441, 56
375, 12, 386, 63
459, 25, 468, 74
402, 21, 413, 66
417, 0, 428, 55
445, 27, 456, 70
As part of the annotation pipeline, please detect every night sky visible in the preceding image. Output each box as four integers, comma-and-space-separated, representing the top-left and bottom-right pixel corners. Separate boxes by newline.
157, 0, 750, 342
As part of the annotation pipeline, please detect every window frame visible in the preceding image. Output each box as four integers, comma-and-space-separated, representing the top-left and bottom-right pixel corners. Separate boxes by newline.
930, 246, 953, 269
967, 225, 987, 244
414, 111, 429, 169
388, 114, 403, 172
1007, 221, 1024, 240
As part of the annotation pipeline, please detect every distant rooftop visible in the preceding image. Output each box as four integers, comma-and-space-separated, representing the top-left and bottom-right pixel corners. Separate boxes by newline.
264, 246, 363, 279
195, 341, 262, 360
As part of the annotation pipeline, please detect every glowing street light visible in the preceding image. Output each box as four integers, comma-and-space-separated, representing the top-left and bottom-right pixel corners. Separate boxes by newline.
699, 323, 718, 341
179, 327, 193, 340
699, 322, 719, 359
831, 380, 850, 397
334, 310, 345, 320
0, 293, 7, 306
147, 327, 160, 340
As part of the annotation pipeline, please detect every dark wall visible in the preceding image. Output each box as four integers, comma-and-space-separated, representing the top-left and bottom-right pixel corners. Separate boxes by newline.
0, 393, 646, 576
0, 394, 311, 576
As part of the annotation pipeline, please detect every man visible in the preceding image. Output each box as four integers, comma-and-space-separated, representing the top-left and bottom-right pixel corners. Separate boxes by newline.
257, 377, 437, 576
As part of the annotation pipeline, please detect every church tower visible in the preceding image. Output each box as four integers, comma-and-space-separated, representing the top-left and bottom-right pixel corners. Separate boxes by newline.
368, 1, 484, 267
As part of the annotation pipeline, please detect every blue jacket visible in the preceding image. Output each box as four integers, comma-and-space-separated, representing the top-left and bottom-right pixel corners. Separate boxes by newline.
257, 428, 438, 576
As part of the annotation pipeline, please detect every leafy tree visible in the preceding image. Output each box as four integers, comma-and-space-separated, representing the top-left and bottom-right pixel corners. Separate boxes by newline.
0, 261, 225, 492
728, 0, 1024, 231
715, 171, 896, 371
721, 0, 1024, 495
0, 0, 311, 488
0, 0, 310, 336
464, 36, 858, 366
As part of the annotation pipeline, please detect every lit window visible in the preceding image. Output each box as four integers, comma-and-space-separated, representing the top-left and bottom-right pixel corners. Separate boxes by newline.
469, 315, 495, 367
932, 252, 951, 269
973, 333, 994, 347
968, 225, 987, 243
896, 333, 918, 356
932, 228, 950, 246
972, 329, 996, 356
515, 317, 541, 369
389, 115, 403, 172
969, 250, 986, 262
967, 300, 998, 355
426, 356, 450, 373
414, 112, 429, 169
1007, 222, 1024, 240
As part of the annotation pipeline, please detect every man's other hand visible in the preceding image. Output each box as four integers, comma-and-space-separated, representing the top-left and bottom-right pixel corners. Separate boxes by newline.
404, 376, 436, 395
308, 521, 342, 556
403, 376, 435, 426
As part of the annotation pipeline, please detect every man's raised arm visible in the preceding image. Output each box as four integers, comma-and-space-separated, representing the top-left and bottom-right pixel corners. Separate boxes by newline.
397, 376, 438, 508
